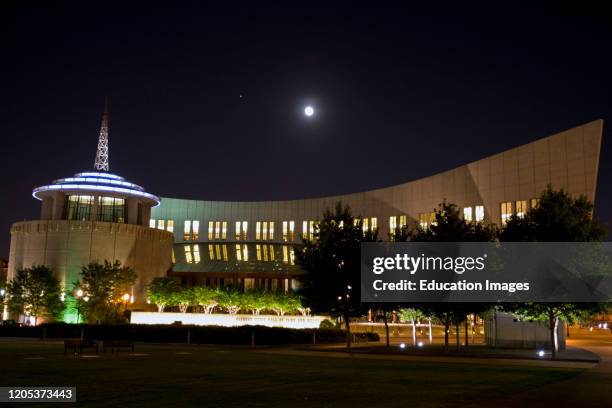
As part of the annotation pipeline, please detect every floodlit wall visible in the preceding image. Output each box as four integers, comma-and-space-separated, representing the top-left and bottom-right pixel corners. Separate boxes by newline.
484, 312, 566, 350
7, 220, 173, 307
153, 120, 603, 244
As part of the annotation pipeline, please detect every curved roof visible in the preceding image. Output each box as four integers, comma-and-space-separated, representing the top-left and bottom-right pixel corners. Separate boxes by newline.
32, 171, 160, 206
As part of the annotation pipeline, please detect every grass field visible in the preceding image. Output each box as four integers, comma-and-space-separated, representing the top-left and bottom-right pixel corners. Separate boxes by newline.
0, 340, 584, 408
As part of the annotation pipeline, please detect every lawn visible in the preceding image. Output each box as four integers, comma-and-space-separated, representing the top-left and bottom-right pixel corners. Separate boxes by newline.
0, 340, 583, 408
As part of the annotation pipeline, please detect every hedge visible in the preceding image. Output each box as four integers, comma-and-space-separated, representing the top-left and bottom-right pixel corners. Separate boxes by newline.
0, 323, 379, 345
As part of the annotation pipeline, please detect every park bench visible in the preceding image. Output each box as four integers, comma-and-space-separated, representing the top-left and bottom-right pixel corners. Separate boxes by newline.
103, 339, 135, 353
64, 339, 99, 355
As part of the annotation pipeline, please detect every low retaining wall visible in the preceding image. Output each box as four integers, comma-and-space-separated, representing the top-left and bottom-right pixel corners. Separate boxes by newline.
131, 312, 327, 329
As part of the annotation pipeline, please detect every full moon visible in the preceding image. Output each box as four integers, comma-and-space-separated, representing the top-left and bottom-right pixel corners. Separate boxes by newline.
304, 106, 314, 116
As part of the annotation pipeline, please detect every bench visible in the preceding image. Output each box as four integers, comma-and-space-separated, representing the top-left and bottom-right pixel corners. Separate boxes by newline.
103, 339, 135, 353
64, 339, 98, 355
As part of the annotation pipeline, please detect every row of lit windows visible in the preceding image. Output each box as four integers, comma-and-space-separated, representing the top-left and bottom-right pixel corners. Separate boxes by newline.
354, 217, 378, 234
255, 221, 275, 241
183, 244, 295, 265
150, 219, 175, 233
208, 221, 228, 240
500, 198, 539, 225
184, 220, 200, 240
389, 215, 407, 237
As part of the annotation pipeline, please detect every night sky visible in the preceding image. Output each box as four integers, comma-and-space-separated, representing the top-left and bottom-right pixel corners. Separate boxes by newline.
2, 4, 612, 257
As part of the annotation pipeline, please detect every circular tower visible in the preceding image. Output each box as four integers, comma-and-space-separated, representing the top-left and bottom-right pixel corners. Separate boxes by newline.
7, 100, 173, 315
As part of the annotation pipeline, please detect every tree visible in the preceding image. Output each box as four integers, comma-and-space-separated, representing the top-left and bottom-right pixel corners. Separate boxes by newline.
218, 288, 243, 314
296, 202, 378, 348
399, 308, 423, 346
501, 187, 608, 358
270, 291, 302, 316
146, 277, 180, 312
173, 287, 194, 313
7, 265, 62, 325
193, 286, 220, 314
75, 260, 137, 324
402, 201, 498, 351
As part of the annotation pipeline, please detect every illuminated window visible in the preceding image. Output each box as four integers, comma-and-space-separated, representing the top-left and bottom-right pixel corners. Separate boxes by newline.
256, 221, 274, 241
283, 245, 295, 265
96, 196, 126, 223
371, 217, 378, 231
171, 248, 176, 264
256, 244, 262, 261
208, 244, 214, 260
302, 220, 316, 240
263, 244, 269, 261
463, 207, 473, 222
419, 213, 428, 229
222, 244, 228, 261
208, 221, 214, 240
500, 202, 512, 225
531, 198, 540, 209
283, 221, 296, 242
475, 205, 485, 222
235, 244, 242, 261
242, 244, 248, 261
389, 216, 397, 237
192, 221, 199, 240
362, 218, 369, 234
235, 221, 248, 240
64, 195, 95, 221
157, 219, 165, 230
166, 220, 174, 233
516, 200, 527, 219
221, 221, 227, 240
215, 244, 221, 260
184, 245, 193, 264
215, 221, 221, 239
269, 245, 275, 261
429, 212, 436, 226
193, 244, 201, 263
353, 218, 360, 227
399, 215, 407, 228
184, 220, 192, 241
149, 218, 156, 228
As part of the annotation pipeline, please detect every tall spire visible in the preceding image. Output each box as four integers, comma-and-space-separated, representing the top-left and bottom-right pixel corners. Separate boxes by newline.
93, 97, 110, 171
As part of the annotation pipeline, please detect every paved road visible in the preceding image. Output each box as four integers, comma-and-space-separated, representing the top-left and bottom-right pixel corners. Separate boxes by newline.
463, 329, 612, 407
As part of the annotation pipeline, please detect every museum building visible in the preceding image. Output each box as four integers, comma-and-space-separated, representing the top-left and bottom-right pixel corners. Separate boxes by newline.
7, 100, 604, 309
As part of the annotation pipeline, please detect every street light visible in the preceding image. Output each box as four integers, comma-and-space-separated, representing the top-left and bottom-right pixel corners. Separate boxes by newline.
75, 289, 83, 324
123, 293, 130, 312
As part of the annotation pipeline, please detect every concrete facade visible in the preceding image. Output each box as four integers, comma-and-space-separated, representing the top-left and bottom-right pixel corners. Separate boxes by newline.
154, 120, 602, 243
8, 220, 173, 307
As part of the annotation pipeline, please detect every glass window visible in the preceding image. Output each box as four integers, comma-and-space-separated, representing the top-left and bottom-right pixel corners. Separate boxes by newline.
419, 213, 428, 229
157, 219, 165, 230
166, 220, 174, 233
500, 202, 512, 225
256, 222, 261, 240
389, 216, 397, 237
531, 198, 540, 209
371, 217, 377, 231
208, 221, 214, 240
215, 221, 221, 239
516, 200, 527, 219
463, 207, 473, 222
184, 220, 192, 241
192, 221, 199, 240
399, 215, 407, 229
97, 196, 126, 223
221, 221, 227, 240
475, 205, 485, 222
64, 195, 95, 221
149, 218, 156, 229
193, 244, 201, 263
185, 245, 193, 264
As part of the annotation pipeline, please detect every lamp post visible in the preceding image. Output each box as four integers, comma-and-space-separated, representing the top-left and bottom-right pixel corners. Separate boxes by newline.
123, 293, 130, 312
75, 289, 83, 324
